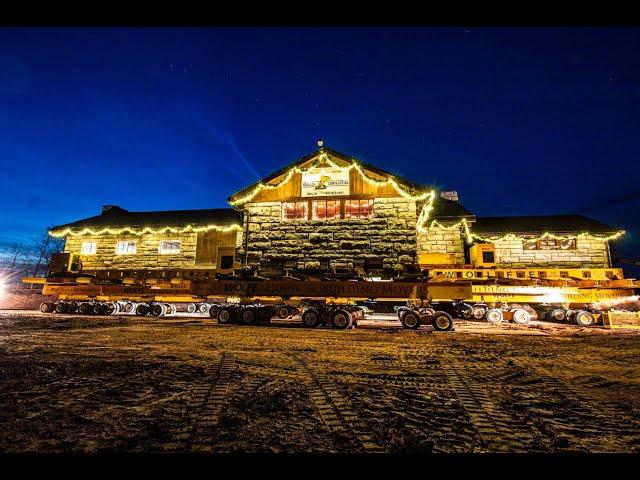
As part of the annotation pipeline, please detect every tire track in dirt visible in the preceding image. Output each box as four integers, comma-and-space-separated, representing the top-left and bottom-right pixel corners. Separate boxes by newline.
187, 352, 236, 452
293, 354, 386, 453
507, 361, 640, 451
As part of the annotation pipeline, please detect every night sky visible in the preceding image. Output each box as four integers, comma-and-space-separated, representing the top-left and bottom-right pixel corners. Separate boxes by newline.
1, 27, 638, 263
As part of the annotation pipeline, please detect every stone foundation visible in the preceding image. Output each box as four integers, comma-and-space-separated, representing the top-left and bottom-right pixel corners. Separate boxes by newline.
239, 198, 418, 270
417, 224, 466, 264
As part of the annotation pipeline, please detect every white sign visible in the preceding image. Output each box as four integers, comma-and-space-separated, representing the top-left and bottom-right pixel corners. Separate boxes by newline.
301, 168, 350, 197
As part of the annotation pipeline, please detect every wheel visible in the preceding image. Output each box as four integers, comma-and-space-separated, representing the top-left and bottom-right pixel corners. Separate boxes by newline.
511, 308, 531, 325
277, 305, 291, 319
54, 302, 68, 314
92, 303, 105, 315
432, 311, 454, 331
104, 303, 116, 315
150, 303, 165, 317
217, 307, 234, 324
186, 303, 198, 314
209, 304, 220, 318
39, 302, 54, 313
78, 303, 92, 315
485, 308, 504, 324
332, 309, 353, 329
301, 308, 322, 328
401, 310, 421, 330
198, 303, 210, 314
111, 302, 121, 314
122, 302, 135, 315
461, 304, 473, 319
549, 308, 566, 322
167, 304, 177, 315
135, 303, 149, 316
396, 306, 411, 320
574, 310, 596, 327
472, 304, 488, 319
240, 307, 257, 325
566, 309, 577, 323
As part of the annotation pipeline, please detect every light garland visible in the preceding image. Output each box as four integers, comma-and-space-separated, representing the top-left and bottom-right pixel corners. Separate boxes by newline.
229, 153, 433, 205
49, 224, 243, 238
424, 218, 626, 244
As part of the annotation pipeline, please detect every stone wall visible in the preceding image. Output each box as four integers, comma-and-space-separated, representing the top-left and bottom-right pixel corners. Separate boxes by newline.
64, 232, 199, 270
239, 197, 418, 270
417, 225, 466, 264
493, 237, 610, 268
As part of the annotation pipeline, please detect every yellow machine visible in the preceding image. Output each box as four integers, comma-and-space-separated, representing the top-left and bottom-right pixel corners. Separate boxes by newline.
469, 243, 496, 268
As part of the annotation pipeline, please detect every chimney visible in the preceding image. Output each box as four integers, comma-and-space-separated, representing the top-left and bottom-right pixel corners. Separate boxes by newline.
440, 191, 459, 202
101, 205, 126, 214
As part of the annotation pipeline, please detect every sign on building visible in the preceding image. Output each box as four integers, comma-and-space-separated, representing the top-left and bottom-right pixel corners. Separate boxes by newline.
301, 167, 350, 197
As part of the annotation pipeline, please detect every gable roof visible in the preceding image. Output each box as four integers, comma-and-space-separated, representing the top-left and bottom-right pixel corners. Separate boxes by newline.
50, 206, 242, 233
431, 197, 475, 220
472, 214, 618, 235
227, 146, 427, 203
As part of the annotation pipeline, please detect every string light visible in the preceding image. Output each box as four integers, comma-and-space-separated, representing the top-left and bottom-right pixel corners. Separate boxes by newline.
49, 224, 243, 238
423, 218, 626, 244
229, 153, 434, 205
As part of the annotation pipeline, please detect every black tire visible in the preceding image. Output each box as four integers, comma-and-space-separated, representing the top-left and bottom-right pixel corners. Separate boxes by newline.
574, 310, 596, 327
511, 308, 531, 325
40, 302, 54, 313
277, 305, 290, 319
186, 303, 198, 314
78, 303, 92, 315
135, 304, 149, 316
217, 307, 234, 324
549, 308, 566, 322
122, 302, 135, 315
396, 306, 411, 320
104, 303, 116, 315
461, 305, 473, 319
485, 308, 504, 324
301, 308, 322, 328
401, 310, 421, 330
472, 304, 488, 319
93, 303, 105, 315
240, 307, 257, 325
209, 304, 220, 318
54, 302, 68, 314
332, 309, 352, 329
150, 304, 165, 317
432, 311, 454, 331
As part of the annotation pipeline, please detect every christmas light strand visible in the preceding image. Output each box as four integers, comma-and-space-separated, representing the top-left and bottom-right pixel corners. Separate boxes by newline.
425, 218, 626, 244
49, 224, 243, 238
229, 153, 433, 205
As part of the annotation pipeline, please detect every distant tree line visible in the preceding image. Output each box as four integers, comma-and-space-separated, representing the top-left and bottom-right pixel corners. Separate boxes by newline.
0, 230, 65, 288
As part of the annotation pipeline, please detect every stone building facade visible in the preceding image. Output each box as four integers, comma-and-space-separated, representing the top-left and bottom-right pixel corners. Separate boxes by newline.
51, 144, 621, 274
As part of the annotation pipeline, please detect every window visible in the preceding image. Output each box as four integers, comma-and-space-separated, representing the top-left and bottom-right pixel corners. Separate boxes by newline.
283, 201, 308, 220
344, 199, 374, 219
220, 255, 234, 269
81, 241, 97, 255
159, 240, 181, 254
482, 251, 495, 263
523, 238, 576, 250
115, 240, 137, 255
312, 200, 340, 220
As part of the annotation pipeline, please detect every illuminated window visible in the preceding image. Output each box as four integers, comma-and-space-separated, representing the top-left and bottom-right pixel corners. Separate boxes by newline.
523, 238, 576, 250
115, 240, 137, 255
282, 202, 307, 220
159, 240, 181, 254
312, 200, 340, 220
81, 241, 97, 255
344, 199, 374, 219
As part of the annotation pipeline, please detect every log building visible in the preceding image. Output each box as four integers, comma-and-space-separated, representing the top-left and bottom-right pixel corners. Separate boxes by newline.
50, 142, 622, 277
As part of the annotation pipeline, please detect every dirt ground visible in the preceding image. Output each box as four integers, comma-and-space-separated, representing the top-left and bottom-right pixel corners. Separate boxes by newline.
1, 310, 639, 453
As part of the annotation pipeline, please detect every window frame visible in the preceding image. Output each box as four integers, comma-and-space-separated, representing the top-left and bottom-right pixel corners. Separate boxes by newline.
312, 199, 341, 220
282, 201, 308, 221
523, 238, 577, 251
344, 199, 374, 219
158, 239, 181, 255
115, 240, 137, 255
81, 241, 97, 255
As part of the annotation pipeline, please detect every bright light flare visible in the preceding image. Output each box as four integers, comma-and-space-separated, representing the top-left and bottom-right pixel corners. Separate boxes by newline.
592, 295, 640, 311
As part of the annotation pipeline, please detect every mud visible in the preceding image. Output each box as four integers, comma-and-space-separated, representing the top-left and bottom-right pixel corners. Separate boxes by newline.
1, 310, 639, 453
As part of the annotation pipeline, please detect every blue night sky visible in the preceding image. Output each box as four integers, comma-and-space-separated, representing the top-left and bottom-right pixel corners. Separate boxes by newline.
0, 27, 639, 261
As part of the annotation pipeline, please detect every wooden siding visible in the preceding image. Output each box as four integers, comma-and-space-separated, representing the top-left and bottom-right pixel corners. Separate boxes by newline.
248, 155, 410, 203
195, 230, 238, 266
